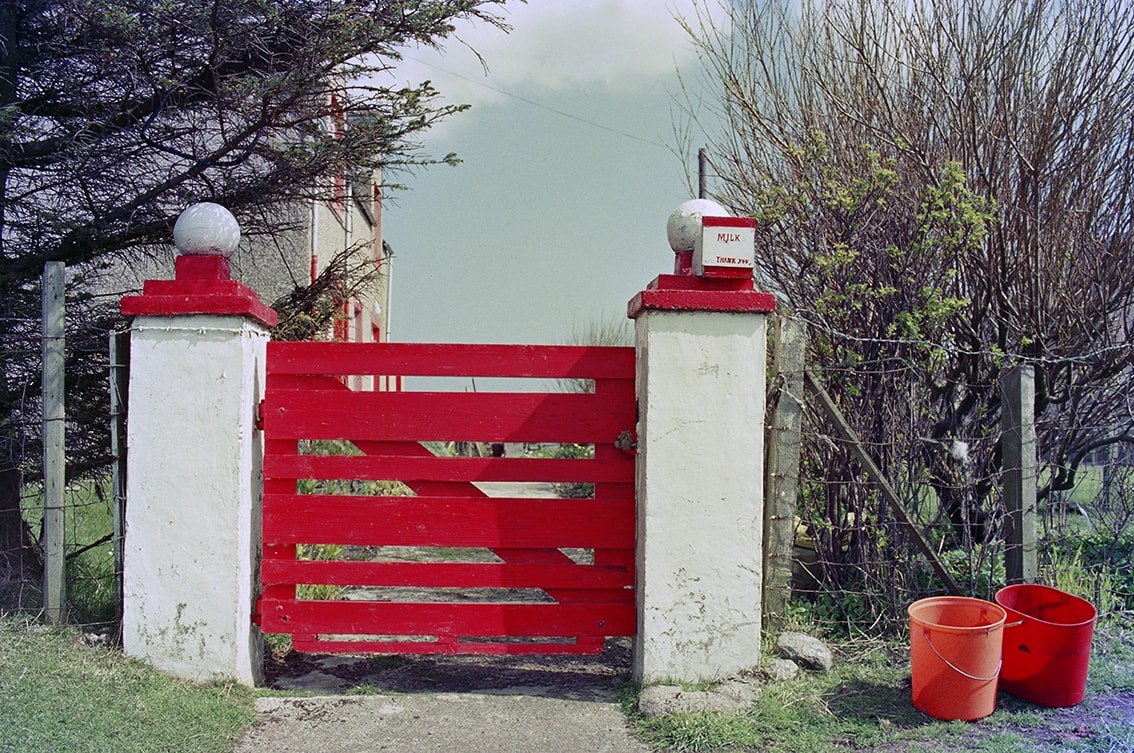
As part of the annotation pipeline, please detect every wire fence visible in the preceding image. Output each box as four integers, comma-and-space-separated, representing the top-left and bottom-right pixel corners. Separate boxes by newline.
783, 324, 1134, 639
0, 294, 121, 630
13, 480, 119, 630
5, 306, 1132, 644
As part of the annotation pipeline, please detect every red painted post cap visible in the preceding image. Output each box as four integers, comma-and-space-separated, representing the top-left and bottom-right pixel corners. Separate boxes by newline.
121, 255, 278, 327
627, 274, 776, 318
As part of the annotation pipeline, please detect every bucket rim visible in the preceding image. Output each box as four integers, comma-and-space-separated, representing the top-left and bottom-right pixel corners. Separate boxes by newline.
908, 596, 1007, 632
995, 584, 1097, 628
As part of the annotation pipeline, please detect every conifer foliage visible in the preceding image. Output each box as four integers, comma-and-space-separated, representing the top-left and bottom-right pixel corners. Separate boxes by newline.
0, 0, 508, 605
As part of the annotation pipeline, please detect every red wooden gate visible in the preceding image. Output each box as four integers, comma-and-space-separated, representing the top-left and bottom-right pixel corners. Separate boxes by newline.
256, 342, 636, 655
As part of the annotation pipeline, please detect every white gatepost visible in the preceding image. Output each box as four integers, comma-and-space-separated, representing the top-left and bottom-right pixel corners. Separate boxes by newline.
628, 201, 776, 684
120, 204, 277, 686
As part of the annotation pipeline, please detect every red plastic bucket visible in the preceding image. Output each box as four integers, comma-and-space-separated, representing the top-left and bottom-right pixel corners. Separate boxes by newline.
995, 584, 1096, 707
908, 597, 1006, 721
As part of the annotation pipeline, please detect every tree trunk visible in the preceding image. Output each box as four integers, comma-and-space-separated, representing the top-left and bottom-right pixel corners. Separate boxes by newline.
0, 467, 25, 552
0, 2, 39, 608
0, 464, 41, 609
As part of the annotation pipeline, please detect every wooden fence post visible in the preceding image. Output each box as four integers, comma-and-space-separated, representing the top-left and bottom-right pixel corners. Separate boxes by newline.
109, 330, 130, 622
763, 317, 806, 624
1002, 365, 1037, 584
42, 261, 66, 624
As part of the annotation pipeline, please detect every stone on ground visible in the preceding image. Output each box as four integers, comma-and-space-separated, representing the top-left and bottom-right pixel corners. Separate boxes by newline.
763, 657, 800, 682
774, 632, 833, 672
637, 677, 761, 717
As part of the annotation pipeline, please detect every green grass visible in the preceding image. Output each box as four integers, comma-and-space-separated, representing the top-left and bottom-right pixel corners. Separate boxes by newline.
64, 483, 119, 626
628, 623, 1134, 753
5, 612, 1132, 753
1088, 622, 1134, 694
18, 480, 119, 626
7, 451, 1128, 753
1036, 465, 1104, 508
629, 641, 936, 753
0, 616, 256, 753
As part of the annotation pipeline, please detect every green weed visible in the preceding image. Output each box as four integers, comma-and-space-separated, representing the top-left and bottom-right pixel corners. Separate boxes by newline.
1042, 544, 1122, 620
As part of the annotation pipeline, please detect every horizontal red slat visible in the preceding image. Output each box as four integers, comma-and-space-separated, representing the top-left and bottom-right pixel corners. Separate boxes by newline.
260, 559, 634, 591
267, 342, 635, 380
261, 391, 633, 443
291, 638, 606, 655
258, 599, 636, 638
263, 453, 633, 484
263, 495, 633, 548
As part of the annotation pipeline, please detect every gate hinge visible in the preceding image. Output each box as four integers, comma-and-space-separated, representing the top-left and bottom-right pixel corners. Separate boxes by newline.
254, 399, 265, 431
615, 430, 638, 455
251, 598, 262, 626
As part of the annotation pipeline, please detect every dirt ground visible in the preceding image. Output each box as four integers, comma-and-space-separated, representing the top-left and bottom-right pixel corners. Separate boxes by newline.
263, 636, 634, 701
992, 692, 1134, 752
260, 635, 1134, 753
246, 639, 650, 753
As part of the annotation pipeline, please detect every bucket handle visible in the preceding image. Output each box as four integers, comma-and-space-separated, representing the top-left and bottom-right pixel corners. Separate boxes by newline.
922, 629, 1001, 683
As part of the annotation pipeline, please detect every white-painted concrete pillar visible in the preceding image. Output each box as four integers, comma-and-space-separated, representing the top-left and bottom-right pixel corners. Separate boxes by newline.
120, 205, 276, 686
628, 202, 776, 684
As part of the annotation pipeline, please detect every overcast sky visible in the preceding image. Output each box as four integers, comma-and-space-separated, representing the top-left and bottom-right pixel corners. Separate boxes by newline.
380, 0, 726, 345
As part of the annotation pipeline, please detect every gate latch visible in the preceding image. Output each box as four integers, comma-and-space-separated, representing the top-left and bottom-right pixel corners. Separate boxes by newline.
615, 430, 638, 455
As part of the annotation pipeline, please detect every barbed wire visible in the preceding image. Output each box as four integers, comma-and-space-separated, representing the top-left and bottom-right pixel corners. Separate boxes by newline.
792, 309, 1134, 367
786, 354, 1134, 636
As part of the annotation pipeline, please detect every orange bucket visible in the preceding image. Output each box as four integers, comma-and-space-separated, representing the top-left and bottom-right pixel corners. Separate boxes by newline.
908, 597, 1006, 720
995, 584, 1096, 707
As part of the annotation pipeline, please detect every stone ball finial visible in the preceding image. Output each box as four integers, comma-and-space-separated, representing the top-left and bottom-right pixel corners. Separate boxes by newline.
666, 198, 729, 253
173, 202, 241, 258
